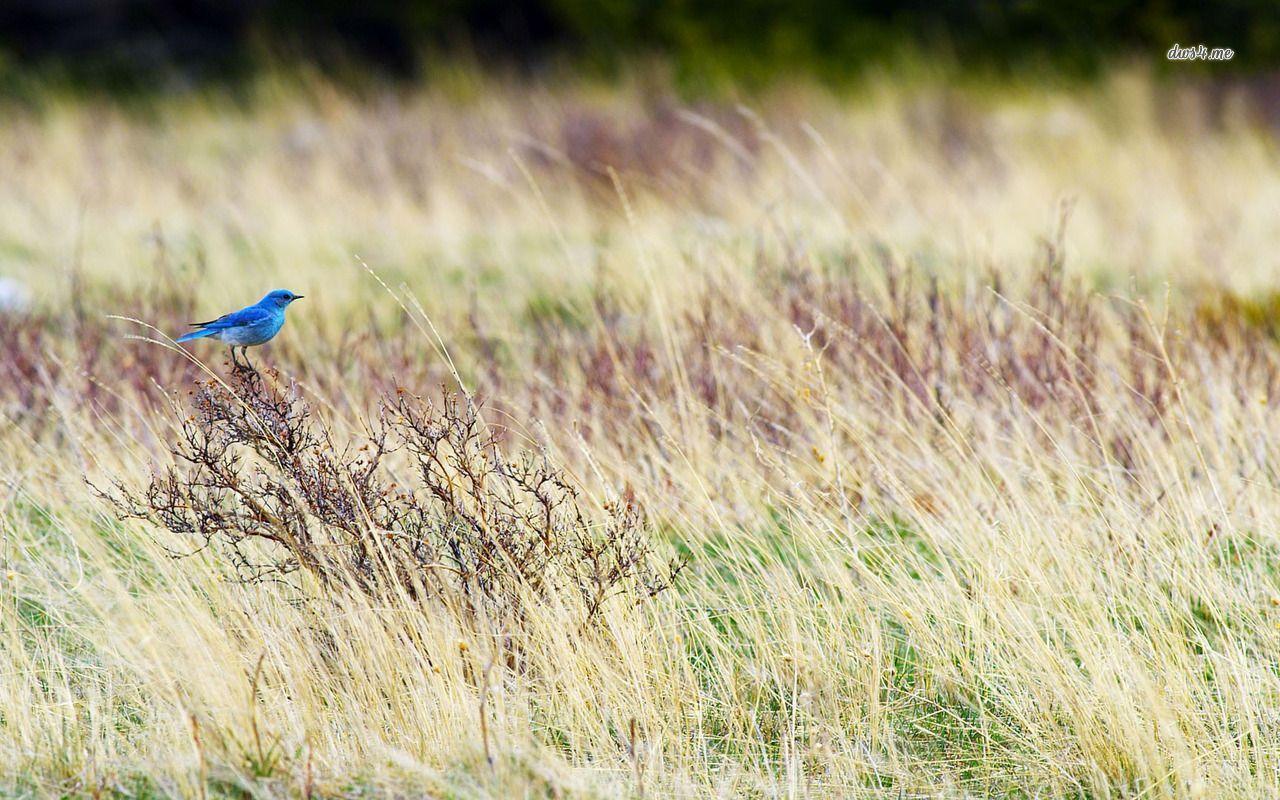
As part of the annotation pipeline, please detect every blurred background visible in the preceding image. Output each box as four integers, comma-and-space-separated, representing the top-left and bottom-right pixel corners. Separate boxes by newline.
2, 0, 1279, 311
1, 0, 1277, 94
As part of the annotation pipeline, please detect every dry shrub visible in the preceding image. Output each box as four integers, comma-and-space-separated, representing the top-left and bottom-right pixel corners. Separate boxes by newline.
106, 367, 682, 627
555, 101, 759, 199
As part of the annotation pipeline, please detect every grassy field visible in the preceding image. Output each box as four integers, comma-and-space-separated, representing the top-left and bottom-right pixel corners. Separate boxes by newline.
4, 68, 1280, 797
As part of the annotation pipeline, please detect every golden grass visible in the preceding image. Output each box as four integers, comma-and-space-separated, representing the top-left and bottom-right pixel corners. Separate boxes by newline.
3, 68, 1280, 797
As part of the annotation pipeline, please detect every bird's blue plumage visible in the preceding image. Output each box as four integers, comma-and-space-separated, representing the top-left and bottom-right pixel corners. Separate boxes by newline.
175, 290, 304, 361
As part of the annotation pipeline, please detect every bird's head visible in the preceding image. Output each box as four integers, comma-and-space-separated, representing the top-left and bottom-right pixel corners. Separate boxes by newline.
262, 289, 305, 309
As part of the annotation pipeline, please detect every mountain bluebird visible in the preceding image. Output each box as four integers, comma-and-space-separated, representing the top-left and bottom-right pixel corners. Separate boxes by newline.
177, 289, 304, 368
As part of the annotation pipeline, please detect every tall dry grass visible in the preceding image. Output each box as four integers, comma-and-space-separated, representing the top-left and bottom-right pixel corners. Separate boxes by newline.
3, 68, 1280, 797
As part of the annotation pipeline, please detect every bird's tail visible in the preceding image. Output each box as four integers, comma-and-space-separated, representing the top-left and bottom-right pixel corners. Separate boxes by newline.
176, 328, 215, 343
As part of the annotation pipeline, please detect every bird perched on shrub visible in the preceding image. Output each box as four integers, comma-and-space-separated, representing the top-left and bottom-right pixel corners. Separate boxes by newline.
177, 289, 304, 369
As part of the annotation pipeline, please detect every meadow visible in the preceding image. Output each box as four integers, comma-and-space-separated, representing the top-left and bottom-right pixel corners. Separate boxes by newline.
3, 67, 1280, 797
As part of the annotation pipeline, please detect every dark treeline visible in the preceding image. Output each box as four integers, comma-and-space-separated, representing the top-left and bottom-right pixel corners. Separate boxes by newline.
0, 0, 1275, 91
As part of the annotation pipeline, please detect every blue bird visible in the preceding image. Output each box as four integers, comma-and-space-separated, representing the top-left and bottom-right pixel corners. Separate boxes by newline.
177, 289, 304, 369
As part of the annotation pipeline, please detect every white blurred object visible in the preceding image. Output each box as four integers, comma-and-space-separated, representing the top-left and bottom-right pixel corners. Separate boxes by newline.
0, 277, 32, 313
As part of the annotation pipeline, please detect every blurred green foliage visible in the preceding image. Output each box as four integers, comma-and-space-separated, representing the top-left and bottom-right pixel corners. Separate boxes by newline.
0, 0, 1275, 94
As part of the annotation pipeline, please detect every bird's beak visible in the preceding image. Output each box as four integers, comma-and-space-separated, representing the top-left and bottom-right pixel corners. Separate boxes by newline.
294, 295, 305, 300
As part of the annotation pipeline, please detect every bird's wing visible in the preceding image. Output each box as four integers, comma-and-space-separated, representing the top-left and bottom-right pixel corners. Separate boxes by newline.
189, 306, 271, 329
